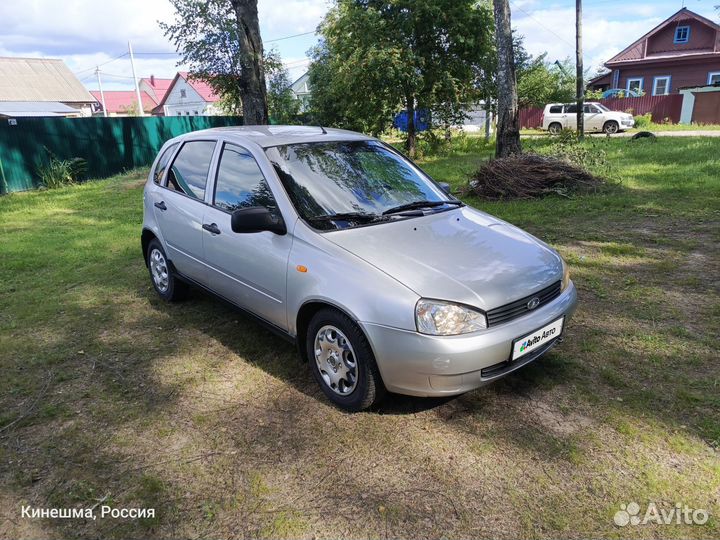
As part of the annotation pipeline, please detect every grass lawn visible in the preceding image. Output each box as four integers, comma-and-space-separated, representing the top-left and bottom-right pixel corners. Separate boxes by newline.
1, 136, 719, 539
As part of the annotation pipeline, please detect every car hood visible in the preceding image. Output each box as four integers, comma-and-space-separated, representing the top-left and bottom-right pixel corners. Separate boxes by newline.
323, 206, 563, 311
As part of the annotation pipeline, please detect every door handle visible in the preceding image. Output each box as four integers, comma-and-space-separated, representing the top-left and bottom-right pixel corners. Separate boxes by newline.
154, 201, 167, 211
202, 223, 221, 235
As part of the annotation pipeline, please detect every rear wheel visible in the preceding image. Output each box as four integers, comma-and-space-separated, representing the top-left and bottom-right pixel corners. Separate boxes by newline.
147, 239, 188, 302
603, 120, 619, 134
548, 122, 562, 135
306, 308, 385, 411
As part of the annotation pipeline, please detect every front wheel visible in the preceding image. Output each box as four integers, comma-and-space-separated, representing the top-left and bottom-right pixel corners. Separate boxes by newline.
603, 120, 619, 134
306, 308, 385, 411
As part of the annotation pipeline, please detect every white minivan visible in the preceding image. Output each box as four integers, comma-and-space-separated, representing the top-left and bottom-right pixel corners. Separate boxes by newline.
542, 102, 635, 134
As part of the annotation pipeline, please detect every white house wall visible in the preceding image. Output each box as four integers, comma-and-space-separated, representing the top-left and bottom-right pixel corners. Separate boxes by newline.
163, 78, 217, 116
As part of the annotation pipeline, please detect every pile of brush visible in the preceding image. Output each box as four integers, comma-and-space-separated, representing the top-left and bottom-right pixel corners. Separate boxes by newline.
463, 153, 605, 200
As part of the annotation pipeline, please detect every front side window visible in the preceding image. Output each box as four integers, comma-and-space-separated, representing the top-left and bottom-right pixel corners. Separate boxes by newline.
152, 143, 177, 185
653, 76, 671, 96
674, 26, 690, 44
265, 140, 452, 230
214, 144, 277, 212
627, 78, 643, 93
166, 140, 216, 201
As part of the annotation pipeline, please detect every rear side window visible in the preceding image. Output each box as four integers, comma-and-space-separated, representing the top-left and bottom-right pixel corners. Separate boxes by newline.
166, 141, 216, 201
549, 105, 562, 114
565, 104, 577, 114
213, 144, 277, 212
152, 144, 177, 185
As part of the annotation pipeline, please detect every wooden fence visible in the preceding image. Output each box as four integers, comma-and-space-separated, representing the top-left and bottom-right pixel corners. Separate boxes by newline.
519, 94, 684, 129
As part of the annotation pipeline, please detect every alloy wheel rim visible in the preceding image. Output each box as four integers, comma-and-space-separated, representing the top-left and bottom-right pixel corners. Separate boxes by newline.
313, 325, 358, 396
149, 248, 169, 293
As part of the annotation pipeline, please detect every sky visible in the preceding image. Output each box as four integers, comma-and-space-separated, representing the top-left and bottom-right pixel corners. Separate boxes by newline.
0, 0, 718, 93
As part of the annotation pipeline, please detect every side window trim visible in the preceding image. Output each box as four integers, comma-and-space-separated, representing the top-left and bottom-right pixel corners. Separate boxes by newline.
160, 139, 218, 204
210, 141, 278, 215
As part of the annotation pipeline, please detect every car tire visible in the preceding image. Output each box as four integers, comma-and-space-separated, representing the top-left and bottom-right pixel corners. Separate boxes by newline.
603, 120, 619, 134
306, 308, 385, 411
146, 238, 189, 302
548, 122, 562, 135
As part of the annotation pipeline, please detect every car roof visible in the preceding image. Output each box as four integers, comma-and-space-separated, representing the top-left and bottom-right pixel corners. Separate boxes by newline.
546, 102, 601, 106
176, 125, 374, 148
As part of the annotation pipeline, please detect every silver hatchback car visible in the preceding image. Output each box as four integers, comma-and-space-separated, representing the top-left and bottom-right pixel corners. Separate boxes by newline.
142, 126, 577, 411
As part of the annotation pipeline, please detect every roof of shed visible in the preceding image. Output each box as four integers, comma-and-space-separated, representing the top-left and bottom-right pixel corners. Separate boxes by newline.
0, 57, 95, 103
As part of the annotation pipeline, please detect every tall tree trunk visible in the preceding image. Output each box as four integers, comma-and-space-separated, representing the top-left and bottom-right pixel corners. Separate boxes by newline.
492, 0, 521, 158
575, 0, 584, 140
230, 0, 269, 125
405, 93, 417, 158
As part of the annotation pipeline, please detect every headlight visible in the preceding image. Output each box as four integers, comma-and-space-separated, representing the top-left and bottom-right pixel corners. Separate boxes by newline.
561, 259, 571, 291
415, 299, 487, 336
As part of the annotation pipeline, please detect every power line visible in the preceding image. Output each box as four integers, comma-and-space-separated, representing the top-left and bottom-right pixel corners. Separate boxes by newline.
73, 52, 128, 76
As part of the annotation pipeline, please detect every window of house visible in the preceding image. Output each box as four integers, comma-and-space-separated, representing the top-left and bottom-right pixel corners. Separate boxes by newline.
627, 78, 643, 93
152, 143, 178, 185
194, 110, 199, 115
166, 141, 216, 201
549, 105, 562, 114
652, 76, 671, 96
213, 144, 277, 213
708, 72, 720, 85
674, 26, 690, 44
180, 89, 187, 98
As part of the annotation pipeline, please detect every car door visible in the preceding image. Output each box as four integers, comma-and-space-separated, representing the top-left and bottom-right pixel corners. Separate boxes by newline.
151, 139, 217, 284
584, 104, 603, 131
563, 104, 578, 130
202, 142, 293, 330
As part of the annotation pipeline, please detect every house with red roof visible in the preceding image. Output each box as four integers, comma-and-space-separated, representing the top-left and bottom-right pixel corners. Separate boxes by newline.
139, 75, 173, 104
152, 72, 222, 116
588, 8, 720, 95
89, 90, 157, 116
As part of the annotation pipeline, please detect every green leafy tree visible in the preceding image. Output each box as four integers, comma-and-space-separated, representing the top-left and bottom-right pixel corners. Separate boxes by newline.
160, 0, 269, 124
308, 0, 494, 156
266, 53, 301, 124
517, 56, 576, 108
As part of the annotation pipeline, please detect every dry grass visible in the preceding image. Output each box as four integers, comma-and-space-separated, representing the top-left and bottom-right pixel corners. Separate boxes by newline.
1, 137, 719, 539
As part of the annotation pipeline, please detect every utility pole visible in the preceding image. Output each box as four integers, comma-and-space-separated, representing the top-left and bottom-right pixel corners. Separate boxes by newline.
576, 0, 584, 139
95, 67, 108, 118
128, 41, 145, 117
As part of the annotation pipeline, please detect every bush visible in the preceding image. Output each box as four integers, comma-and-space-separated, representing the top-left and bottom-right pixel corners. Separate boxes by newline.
634, 113, 652, 129
38, 155, 87, 189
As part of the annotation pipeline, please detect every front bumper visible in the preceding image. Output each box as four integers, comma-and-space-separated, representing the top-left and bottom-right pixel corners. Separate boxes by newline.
360, 282, 578, 396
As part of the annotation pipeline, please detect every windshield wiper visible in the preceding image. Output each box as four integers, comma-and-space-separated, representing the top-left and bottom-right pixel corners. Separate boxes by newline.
382, 199, 463, 216
307, 212, 387, 223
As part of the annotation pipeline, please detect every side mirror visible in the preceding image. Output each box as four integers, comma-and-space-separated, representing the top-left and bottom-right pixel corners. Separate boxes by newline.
231, 206, 286, 235
438, 182, 452, 194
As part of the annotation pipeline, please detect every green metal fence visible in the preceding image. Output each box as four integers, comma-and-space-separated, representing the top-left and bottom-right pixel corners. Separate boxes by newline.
0, 115, 243, 194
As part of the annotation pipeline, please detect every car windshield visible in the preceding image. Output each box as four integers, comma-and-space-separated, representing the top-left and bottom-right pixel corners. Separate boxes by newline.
595, 103, 610, 112
265, 140, 455, 230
